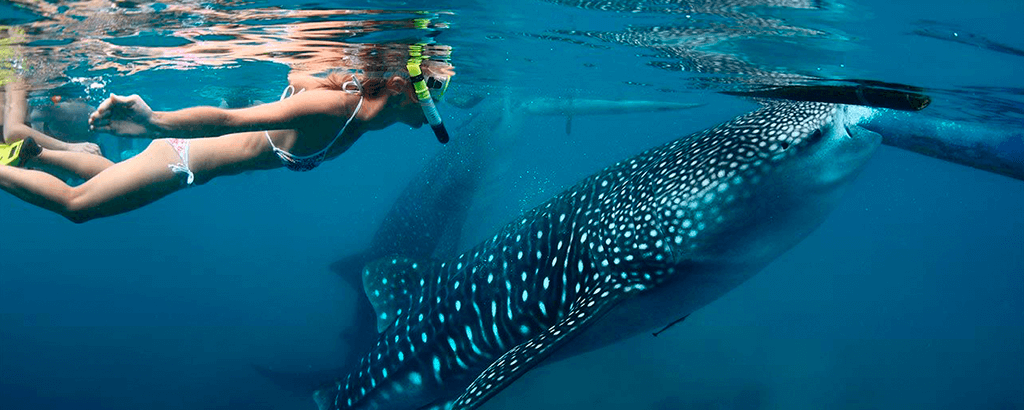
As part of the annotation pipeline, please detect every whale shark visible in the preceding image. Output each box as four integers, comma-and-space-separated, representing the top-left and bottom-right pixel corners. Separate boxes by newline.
326, 95, 705, 358
311, 101, 882, 410
329, 95, 705, 286
256, 94, 711, 395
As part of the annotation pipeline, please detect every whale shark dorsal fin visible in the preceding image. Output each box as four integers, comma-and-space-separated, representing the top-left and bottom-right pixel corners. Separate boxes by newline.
362, 256, 433, 333
449, 290, 629, 410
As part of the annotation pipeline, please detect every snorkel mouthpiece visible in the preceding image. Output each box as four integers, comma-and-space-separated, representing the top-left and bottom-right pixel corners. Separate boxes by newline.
420, 97, 450, 144
407, 48, 449, 144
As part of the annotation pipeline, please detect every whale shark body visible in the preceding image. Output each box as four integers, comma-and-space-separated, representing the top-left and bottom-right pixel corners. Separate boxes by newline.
326, 95, 706, 356
312, 101, 881, 410
326, 98, 511, 371
318, 95, 702, 377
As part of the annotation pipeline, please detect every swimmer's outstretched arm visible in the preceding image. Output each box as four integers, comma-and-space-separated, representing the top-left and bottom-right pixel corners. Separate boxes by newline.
88, 92, 344, 139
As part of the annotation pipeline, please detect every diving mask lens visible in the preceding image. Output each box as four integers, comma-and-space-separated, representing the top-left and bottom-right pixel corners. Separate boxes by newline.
426, 76, 450, 102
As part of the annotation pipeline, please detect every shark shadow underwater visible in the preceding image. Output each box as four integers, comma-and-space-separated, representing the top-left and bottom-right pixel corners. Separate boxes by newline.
314, 101, 882, 410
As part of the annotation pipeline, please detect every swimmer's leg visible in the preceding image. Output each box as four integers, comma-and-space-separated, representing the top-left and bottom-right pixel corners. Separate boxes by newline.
0, 140, 185, 223
28, 144, 115, 179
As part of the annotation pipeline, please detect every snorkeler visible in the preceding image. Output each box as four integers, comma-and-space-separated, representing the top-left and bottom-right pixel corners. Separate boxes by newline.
1, 80, 104, 165
1, 24, 103, 162
0, 57, 453, 223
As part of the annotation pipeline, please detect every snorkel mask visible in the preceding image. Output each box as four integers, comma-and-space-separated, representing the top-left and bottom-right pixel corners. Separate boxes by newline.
407, 44, 450, 144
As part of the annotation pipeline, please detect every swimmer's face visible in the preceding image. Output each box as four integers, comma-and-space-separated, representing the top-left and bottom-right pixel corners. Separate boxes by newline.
392, 87, 426, 128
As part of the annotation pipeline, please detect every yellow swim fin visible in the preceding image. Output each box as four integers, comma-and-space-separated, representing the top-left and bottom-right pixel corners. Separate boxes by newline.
0, 138, 40, 167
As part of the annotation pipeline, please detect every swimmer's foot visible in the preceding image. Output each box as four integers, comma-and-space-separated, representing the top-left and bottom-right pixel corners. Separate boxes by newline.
21, 137, 42, 162
0, 137, 41, 167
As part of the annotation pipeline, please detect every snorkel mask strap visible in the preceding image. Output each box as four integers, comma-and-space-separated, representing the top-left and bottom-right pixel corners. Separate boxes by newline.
408, 44, 449, 144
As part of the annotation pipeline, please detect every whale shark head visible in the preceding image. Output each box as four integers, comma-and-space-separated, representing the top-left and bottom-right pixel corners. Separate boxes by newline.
632, 102, 882, 270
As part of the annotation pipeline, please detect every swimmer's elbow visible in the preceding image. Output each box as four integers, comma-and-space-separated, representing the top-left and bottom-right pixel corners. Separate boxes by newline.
65, 214, 92, 224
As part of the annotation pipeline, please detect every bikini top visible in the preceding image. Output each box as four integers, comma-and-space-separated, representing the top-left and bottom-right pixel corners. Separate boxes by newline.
264, 77, 364, 172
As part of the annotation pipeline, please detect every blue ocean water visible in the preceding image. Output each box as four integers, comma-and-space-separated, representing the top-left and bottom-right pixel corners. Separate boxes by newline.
1, 1, 1021, 409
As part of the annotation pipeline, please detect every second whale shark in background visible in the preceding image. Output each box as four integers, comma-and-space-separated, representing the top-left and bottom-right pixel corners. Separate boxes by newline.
312, 101, 882, 410
521, 97, 703, 135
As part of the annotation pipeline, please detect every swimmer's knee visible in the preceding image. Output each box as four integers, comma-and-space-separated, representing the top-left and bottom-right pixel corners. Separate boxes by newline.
3, 123, 30, 143
61, 188, 96, 224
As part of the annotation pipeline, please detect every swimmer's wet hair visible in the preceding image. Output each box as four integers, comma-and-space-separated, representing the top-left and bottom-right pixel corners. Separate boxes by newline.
320, 44, 453, 98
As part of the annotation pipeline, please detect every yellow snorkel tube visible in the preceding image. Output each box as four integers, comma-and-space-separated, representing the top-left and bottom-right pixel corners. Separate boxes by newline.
407, 45, 450, 144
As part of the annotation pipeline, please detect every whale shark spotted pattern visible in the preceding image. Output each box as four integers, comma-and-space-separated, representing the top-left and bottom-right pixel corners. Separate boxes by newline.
314, 101, 882, 410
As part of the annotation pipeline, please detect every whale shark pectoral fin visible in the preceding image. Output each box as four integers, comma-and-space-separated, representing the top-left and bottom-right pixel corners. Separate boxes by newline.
450, 291, 626, 410
362, 256, 435, 333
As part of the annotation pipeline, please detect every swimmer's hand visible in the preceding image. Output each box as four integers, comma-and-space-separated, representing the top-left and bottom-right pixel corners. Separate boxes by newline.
68, 142, 102, 156
89, 94, 158, 137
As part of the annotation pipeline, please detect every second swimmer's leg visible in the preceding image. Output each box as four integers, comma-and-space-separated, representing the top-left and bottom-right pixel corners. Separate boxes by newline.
3, 80, 102, 155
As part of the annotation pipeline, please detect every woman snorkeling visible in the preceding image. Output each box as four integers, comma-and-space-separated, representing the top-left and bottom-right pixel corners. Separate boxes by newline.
0, 55, 454, 223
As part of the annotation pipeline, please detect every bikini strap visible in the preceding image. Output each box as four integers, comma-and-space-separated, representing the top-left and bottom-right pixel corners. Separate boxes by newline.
279, 85, 306, 101
326, 95, 363, 147
265, 82, 362, 163
342, 75, 363, 95
265, 95, 363, 160
265, 84, 306, 150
